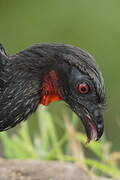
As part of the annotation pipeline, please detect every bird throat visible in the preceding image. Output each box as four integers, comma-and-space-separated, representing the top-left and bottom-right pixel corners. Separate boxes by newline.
41, 71, 62, 106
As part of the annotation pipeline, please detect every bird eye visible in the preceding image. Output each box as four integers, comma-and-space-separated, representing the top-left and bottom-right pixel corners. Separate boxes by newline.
78, 83, 90, 94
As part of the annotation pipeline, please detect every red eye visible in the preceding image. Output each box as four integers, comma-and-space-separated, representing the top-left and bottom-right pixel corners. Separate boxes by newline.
78, 83, 90, 94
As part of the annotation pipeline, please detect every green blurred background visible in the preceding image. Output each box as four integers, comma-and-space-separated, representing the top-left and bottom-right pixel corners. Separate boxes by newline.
0, 0, 120, 176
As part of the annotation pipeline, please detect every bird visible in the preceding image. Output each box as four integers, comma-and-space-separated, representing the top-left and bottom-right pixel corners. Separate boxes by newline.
0, 43, 105, 142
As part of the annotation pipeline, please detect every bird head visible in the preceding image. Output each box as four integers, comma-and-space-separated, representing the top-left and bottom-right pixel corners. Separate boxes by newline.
0, 43, 105, 141
56, 63, 105, 141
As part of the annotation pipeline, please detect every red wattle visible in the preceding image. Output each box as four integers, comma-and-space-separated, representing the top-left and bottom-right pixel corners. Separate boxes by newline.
41, 95, 62, 106
40, 71, 63, 106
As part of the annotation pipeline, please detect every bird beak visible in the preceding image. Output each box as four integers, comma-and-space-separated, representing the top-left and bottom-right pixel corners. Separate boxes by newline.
71, 102, 104, 142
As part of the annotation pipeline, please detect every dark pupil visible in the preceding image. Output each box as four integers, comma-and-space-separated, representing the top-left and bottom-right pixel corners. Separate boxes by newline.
81, 87, 86, 91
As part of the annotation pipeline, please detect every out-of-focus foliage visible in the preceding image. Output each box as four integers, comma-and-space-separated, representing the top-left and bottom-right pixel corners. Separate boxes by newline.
0, 0, 120, 178
1, 106, 120, 178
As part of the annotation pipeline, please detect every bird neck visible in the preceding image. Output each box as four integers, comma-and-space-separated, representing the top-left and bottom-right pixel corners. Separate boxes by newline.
13, 45, 71, 106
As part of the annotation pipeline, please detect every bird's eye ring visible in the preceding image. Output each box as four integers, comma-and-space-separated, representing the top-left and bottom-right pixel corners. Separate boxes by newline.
78, 83, 90, 94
